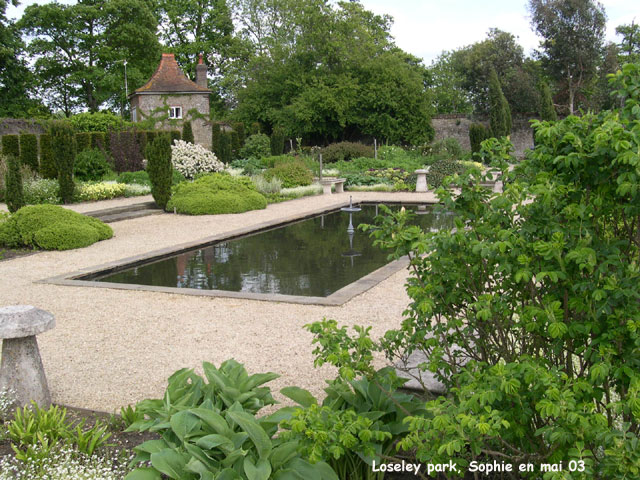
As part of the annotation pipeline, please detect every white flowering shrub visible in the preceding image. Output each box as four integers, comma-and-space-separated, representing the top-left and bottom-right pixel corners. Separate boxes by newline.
23, 179, 60, 205
171, 140, 224, 180
0, 388, 15, 420
0, 446, 132, 480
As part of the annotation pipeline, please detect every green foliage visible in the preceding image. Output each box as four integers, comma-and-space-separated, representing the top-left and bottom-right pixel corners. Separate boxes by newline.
90, 131, 108, 153
2, 134, 20, 159
218, 131, 232, 164
75, 132, 91, 153
538, 81, 558, 121
74, 149, 112, 181
39, 134, 56, 179
322, 142, 374, 163
425, 158, 464, 187
211, 123, 222, 158
19, 2, 161, 114
529, 0, 606, 114
181, 121, 194, 144
145, 134, 172, 210
5, 155, 24, 213
167, 173, 267, 215
270, 125, 285, 156
314, 64, 640, 478
19, 134, 38, 172
240, 133, 271, 160
469, 123, 490, 153
169, 129, 181, 145
488, 67, 511, 137
23, 178, 60, 205
49, 120, 76, 203
0, 205, 112, 250
231, 122, 245, 159
263, 161, 313, 188
70, 112, 130, 132
125, 359, 338, 480
423, 137, 465, 159
117, 170, 150, 186
8, 402, 111, 460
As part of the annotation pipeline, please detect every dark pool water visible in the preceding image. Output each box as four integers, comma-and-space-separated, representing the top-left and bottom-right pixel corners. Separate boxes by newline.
90, 204, 450, 297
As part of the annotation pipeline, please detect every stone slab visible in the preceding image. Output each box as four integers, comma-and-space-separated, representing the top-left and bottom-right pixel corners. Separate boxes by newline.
0, 305, 55, 339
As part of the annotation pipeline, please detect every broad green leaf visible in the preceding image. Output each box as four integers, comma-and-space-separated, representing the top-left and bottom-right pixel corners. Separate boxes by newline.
227, 411, 272, 459
244, 457, 272, 480
150, 449, 190, 479
280, 387, 317, 408
170, 410, 200, 441
124, 468, 162, 480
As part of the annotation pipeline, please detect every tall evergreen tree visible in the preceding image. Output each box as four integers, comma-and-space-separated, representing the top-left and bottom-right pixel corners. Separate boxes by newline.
488, 67, 510, 137
538, 81, 557, 121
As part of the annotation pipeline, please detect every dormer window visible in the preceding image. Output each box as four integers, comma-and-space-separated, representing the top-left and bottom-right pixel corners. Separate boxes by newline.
168, 106, 182, 119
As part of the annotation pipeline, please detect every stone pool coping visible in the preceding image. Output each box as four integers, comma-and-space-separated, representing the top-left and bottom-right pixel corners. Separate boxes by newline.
38, 200, 412, 306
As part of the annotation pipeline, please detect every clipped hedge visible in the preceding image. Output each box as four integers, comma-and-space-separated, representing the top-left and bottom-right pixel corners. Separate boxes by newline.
321, 141, 374, 163
1, 134, 20, 159
182, 121, 194, 143
0, 205, 112, 250
5, 155, 24, 213
19, 134, 38, 172
167, 173, 267, 215
263, 161, 312, 188
39, 134, 56, 179
75, 132, 91, 153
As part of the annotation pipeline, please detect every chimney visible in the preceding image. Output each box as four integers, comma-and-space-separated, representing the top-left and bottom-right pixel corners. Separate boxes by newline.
195, 53, 207, 89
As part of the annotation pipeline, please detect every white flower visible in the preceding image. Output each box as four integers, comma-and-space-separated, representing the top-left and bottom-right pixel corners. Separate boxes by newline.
171, 140, 223, 179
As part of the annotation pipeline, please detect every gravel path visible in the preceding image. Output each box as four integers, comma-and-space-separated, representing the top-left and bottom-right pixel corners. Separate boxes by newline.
0, 192, 438, 413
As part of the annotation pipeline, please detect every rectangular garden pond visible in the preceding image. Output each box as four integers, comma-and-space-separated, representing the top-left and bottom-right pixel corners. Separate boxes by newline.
42, 203, 451, 305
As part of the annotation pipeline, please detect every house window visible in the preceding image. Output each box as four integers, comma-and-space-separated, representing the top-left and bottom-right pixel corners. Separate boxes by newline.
168, 106, 182, 119
131, 107, 137, 122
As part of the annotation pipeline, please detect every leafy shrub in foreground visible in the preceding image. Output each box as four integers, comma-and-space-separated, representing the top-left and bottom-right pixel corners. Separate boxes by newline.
146, 135, 172, 210
321, 142, 373, 163
171, 139, 224, 179
74, 149, 112, 181
5, 155, 24, 213
263, 161, 313, 188
126, 359, 338, 480
167, 173, 267, 215
0, 205, 112, 250
240, 133, 271, 160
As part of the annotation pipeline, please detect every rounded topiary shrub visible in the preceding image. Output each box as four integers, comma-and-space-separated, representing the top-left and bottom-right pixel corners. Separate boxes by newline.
240, 133, 270, 160
0, 205, 113, 250
167, 173, 267, 215
74, 149, 112, 181
263, 161, 312, 188
321, 142, 374, 163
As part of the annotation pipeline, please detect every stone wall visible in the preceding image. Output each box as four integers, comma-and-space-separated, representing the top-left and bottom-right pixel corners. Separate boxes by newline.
432, 114, 535, 158
0, 118, 46, 136
133, 93, 211, 150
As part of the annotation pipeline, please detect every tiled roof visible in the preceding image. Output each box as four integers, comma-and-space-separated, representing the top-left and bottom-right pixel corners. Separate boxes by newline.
134, 53, 210, 94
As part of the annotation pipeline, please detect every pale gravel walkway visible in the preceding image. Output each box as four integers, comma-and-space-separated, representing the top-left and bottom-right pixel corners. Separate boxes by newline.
0, 192, 438, 413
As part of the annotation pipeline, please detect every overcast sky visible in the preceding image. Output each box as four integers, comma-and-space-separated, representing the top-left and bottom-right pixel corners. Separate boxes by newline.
7, 0, 639, 65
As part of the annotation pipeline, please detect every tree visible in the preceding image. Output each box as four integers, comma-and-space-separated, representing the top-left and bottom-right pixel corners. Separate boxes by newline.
146, 134, 172, 210
426, 52, 473, 114
231, 0, 433, 145
50, 120, 76, 204
4, 154, 24, 213
19, 0, 161, 115
488, 67, 511, 136
538, 80, 557, 120
0, 0, 46, 117
529, 0, 606, 115
616, 21, 640, 64
182, 121, 195, 143
440, 29, 540, 114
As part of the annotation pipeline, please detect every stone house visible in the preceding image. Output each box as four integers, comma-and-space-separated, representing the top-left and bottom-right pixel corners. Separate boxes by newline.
129, 53, 212, 149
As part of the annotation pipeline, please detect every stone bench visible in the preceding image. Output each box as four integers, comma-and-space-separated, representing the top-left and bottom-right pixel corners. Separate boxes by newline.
0, 305, 55, 409
320, 178, 346, 195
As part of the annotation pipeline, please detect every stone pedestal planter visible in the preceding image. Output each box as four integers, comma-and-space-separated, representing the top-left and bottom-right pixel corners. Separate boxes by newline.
0, 305, 55, 408
415, 168, 429, 193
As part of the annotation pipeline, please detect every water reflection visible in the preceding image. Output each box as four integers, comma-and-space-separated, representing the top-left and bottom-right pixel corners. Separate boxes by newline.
94, 204, 451, 297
